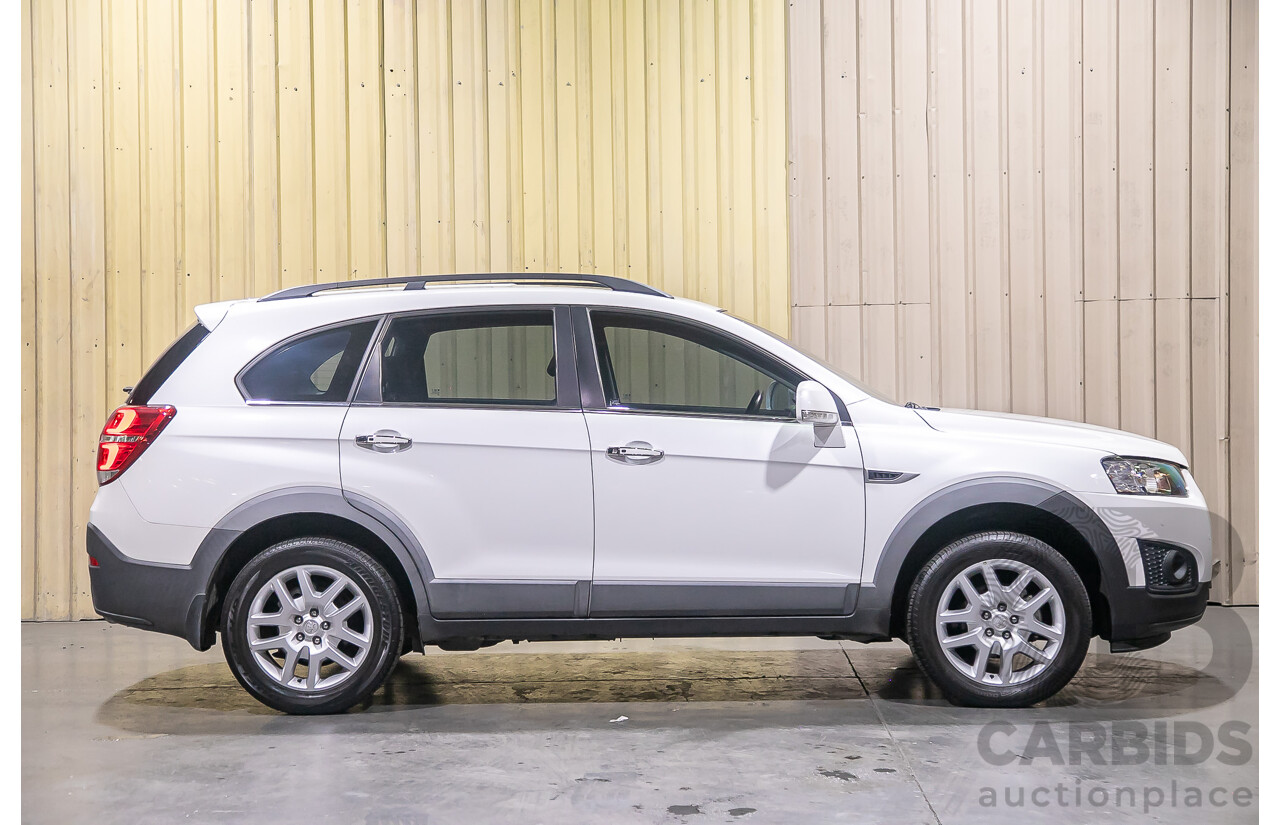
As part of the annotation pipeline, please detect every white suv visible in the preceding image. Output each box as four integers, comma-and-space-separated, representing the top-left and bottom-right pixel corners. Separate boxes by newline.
87, 274, 1211, 714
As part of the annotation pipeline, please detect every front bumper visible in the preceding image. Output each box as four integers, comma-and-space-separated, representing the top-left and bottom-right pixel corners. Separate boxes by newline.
1106, 581, 1210, 652
87, 524, 215, 649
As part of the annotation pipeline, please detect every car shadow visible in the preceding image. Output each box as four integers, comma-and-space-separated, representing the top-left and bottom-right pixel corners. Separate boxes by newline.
95, 626, 1246, 738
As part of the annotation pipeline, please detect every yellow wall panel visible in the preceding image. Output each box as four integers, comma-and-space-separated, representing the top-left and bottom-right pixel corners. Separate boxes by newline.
22, 0, 792, 619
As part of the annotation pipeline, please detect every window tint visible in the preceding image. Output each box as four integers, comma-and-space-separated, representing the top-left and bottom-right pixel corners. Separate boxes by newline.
239, 321, 377, 402
381, 310, 557, 405
591, 311, 799, 418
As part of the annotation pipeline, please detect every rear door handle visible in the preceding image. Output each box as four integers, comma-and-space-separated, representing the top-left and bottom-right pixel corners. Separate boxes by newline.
606, 443, 664, 464
355, 430, 413, 453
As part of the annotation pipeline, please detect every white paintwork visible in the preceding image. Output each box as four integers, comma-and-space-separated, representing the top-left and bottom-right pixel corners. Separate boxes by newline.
339, 407, 595, 582
585, 412, 865, 585
193, 299, 245, 331
121, 405, 349, 531
87, 479, 208, 565
90, 280, 1212, 602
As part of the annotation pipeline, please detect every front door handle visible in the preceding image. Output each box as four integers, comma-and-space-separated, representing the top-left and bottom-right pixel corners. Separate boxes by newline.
355, 430, 413, 453
606, 442, 664, 464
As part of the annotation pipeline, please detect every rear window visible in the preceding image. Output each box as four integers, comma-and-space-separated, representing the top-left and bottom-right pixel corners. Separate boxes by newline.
239, 321, 378, 403
128, 322, 210, 404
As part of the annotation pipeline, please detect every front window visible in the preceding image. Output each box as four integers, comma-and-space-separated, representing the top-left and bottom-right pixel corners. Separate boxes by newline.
590, 310, 800, 419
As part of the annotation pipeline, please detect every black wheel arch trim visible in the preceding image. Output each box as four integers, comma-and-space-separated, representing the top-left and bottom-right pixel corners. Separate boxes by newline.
853, 476, 1132, 641
176, 486, 434, 650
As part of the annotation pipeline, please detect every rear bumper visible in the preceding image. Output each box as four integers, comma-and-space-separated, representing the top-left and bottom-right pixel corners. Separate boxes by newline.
1105, 581, 1210, 650
87, 524, 215, 650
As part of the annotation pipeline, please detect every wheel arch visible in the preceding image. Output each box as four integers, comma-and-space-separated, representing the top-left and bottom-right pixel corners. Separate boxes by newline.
193, 487, 432, 651
860, 478, 1127, 641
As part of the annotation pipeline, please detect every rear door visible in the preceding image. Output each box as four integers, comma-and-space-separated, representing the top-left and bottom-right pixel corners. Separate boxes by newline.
339, 306, 595, 618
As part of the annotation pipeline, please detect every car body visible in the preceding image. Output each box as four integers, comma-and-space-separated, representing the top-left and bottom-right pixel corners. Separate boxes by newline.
86, 274, 1211, 712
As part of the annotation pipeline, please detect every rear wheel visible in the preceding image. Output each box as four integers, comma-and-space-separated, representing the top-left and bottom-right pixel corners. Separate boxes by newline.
905, 531, 1091, 707
222, 537, 403, 714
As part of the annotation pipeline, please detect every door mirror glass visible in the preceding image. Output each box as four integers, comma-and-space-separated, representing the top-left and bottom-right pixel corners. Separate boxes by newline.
795, 380, 839, 426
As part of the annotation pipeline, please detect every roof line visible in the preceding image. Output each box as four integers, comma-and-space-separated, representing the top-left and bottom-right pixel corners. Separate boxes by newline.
258, 273, 673, 302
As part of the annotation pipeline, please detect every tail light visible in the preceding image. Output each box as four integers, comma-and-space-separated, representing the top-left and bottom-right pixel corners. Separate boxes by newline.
97, 405, 176, 485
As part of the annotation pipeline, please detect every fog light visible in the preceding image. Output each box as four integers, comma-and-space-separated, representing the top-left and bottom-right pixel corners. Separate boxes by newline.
1162, 550, 1191, 587
1138, 540, 1198, 593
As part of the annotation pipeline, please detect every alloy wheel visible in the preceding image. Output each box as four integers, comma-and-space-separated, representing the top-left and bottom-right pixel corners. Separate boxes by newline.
245, 564, 373, 692
934, 558, 1065, 686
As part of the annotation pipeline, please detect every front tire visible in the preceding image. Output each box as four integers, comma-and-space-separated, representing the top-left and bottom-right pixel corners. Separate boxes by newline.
222, 537, 404, 714
905, 531, 1091, 707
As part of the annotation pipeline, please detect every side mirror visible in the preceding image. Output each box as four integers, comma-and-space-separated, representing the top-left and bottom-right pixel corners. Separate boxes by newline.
796, 380, 839, 425
795, 380, 844, 448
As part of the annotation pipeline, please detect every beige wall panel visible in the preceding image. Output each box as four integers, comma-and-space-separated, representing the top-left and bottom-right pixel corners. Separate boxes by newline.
313, 0, 350, 283
214, 0, 251, 301
1082, 0, 1118, 302
787, 0, 1256, 602
24, 0, 793, 618
1083, 299, 1120, 429
1040, 0, 1084, 424
967, 0, 1009, 413
346, 0, 386, 281
892, 0, 929, 307
69, 0, 108, 620
1116, 0, 1155, 301
21, 0, 37, 621
927, 0, 969, 410
1227, 0, 1258, 602
1117, 299, 1156, 438
1006, 0, 1045, 417
819, 0, 858, 308
248, 0, 279, 297
32, 0, 72, 619
786, 0, 823, 309
856, 0, 894, 307
141, 0, 181, 355
1154, 0, 1191, 300
1190, 0, 1230, 300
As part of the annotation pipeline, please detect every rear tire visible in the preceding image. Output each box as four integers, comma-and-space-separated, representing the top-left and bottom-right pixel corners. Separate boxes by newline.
905, 531, 1091, 707
222, 537, 403, 715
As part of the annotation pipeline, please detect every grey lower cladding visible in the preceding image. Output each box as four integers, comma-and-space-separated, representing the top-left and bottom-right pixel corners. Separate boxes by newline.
426, 579, 858, 619
86, 523, 216, 649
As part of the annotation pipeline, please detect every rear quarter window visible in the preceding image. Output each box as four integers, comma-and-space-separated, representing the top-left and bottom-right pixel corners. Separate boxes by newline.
238, 320, 378, 403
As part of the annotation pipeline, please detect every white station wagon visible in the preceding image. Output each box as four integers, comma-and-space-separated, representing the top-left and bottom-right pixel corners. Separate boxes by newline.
87, 274, 1211, 714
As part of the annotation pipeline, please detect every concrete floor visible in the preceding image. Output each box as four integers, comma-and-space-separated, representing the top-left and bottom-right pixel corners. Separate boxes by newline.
24, 607, 1257, 824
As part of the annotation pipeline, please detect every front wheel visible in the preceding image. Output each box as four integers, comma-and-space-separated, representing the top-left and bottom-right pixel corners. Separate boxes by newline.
905, 532, 1091, 707
222, 537, 404, 714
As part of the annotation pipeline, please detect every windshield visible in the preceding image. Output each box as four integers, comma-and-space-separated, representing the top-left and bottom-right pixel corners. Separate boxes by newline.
729, 313, 898, 405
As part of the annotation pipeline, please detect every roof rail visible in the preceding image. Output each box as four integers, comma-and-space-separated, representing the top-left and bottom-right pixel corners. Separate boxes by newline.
258, 273, 672, 302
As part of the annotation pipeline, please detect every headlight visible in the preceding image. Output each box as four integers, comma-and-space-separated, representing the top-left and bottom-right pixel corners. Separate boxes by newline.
1102, 458, 1187, 496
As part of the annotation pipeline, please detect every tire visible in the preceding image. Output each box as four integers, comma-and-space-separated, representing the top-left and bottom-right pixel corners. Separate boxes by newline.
222, 537, 404, 715
905, 531, 1091, 708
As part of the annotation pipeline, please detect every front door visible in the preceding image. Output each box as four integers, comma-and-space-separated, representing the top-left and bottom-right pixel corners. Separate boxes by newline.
339, 306, 594, 618
578, 309, 867, 618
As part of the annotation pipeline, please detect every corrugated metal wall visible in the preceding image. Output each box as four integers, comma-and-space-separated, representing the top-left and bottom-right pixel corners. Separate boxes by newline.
21, 0, 789, 620
786, 0, 1257, 604
22, 0, 1258, 619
